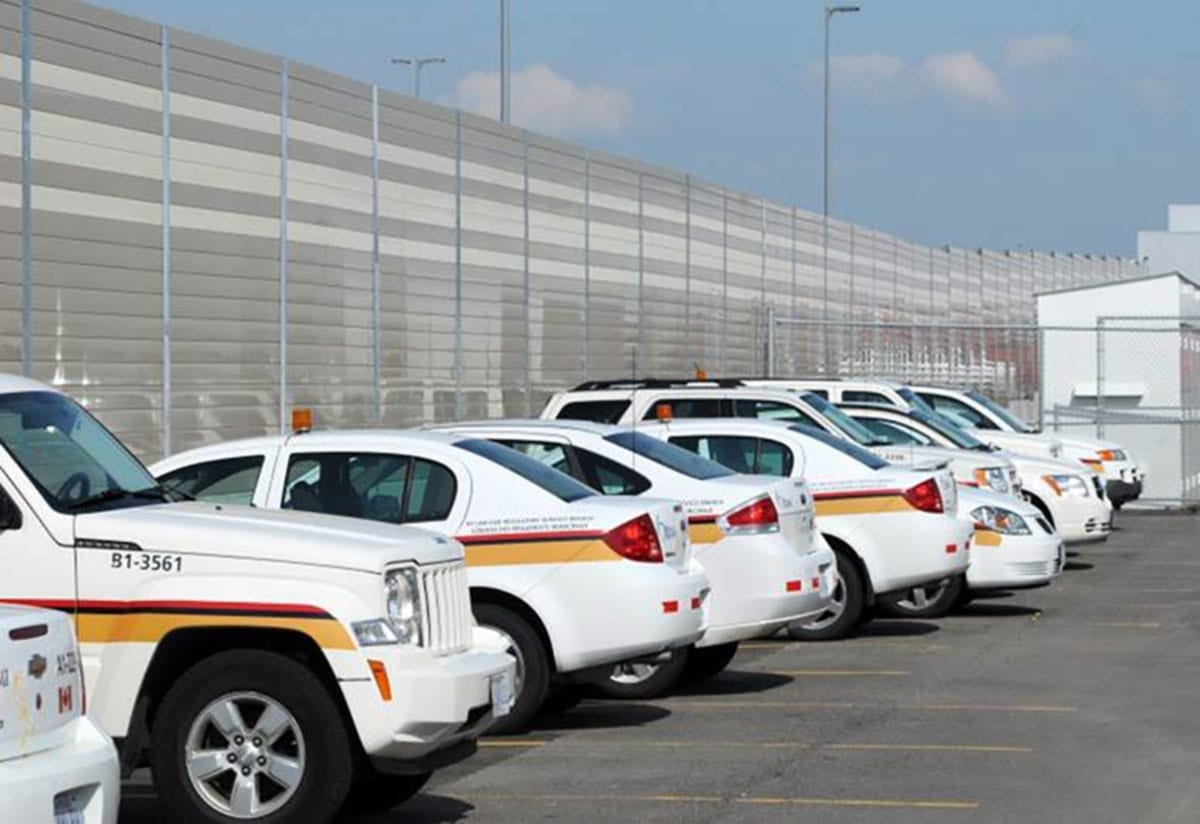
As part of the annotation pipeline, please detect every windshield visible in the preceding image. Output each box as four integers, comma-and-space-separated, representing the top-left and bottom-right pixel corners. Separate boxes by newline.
909, 408, 989, 450
788, 424, 889, 470
898, 388, 938, 416
966, 391, 1036, 433
0, 391, 163, 512
802, 393, 889, 446
453, 438, 595, 502
605, 431, 734, 480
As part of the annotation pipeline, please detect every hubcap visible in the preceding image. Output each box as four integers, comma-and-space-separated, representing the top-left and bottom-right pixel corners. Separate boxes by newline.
801, 571, 845, 631
184, 692, 305, 819
896, 582, 949, 612
609, 661, 661, 685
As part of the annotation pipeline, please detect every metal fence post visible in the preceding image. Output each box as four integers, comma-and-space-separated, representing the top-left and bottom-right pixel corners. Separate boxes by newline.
720, 191, 728, 372
453, 110, 463, 420
160, 26, 172, 454
19, 0, 31, 378
1095, 317, 1105, 439
684, 174, 691, 366
637, 169, 644, 372
522, 129, 531, 414
765, 304, 776, 377
370, 84, 381, 422
277, 58, 289, 433
584, 150, 592, 379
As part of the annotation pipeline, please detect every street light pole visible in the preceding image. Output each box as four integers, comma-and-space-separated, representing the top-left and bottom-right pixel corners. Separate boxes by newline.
390, 56, 445, 100
821, 4, 860, 373
500, 0, 512, 122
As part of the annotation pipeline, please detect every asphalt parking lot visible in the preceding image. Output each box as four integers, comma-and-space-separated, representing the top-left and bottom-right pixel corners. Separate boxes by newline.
121, 512, 1200, 823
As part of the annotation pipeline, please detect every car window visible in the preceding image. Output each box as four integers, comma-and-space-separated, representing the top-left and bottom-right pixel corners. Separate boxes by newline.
555, 399, 630, 424
857, 418, 932, 446
731, 399, 818, 427
282, 452, 454, 524
921, 394, 995, 429
804, 389, 829, 400
159, 456, 264, 506
495, 440, 574, 475
574, 448, 652, 495
453, 439, 594, 502
642, 397, 722, 420
604, 431, 734, 479
757, 438, 794, 476
842, 390, 890, 404
788, 425, 889, 470
669, 435, 793, 477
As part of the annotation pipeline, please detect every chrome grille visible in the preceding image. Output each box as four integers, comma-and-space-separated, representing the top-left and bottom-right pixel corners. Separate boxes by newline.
1011, 560, 1055, 577
419, 561, 474, 655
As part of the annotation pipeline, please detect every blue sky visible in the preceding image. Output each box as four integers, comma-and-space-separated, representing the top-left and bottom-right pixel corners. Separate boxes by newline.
96, 0, 1199, 256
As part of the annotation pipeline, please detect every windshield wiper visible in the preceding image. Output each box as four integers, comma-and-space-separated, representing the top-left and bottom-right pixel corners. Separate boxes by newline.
65, 485, 174, 512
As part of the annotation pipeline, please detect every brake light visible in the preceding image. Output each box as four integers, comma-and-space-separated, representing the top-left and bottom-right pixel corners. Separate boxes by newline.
903, 478, 944, 513
722, 495, 780, 533
602, 514, 663, 563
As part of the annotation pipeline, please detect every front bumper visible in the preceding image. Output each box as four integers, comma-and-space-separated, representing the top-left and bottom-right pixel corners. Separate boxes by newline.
694, 538, 836, 648
966, 530, 1064, 590
341, 644, 515, 767
1106, 477, 1142, 507
1047, 494, 1113, 544
1, 717, 119, 824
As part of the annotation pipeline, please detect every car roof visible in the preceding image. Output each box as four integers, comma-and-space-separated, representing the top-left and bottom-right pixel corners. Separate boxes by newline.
0, 374, 65, 395
431, 419, 619, 436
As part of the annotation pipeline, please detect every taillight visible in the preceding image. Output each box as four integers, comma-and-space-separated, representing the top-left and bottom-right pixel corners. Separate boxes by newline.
602, 514, 663, 563
903, 478, 944, 513
721, 495, 780, 534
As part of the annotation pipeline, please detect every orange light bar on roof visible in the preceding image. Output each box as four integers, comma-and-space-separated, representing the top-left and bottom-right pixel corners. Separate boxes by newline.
1097, 450, 1117, 462
292, 407, 313, 434
655, 403, 673, 421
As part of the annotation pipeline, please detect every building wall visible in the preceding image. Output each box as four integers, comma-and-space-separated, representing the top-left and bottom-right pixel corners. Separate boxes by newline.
0, 0, 1145, 460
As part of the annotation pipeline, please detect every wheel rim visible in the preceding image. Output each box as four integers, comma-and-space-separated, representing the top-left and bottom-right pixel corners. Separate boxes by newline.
184, 691, 306, 820
487, 625, 526, 700
895, 582, 949, 612
801, 571, 846, 631
609, 661, 661, 685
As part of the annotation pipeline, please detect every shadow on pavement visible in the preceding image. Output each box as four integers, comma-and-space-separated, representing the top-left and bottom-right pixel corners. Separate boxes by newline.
1065, 561, 1095, 571
851, 619, 942, 637
526, 701, 671, 732
955, 602, 1042, 618
350, 794, 474, 823
673, 670, 794, 696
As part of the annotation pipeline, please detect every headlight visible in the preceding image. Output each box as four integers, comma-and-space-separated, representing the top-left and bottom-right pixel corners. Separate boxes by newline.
974, 467, 1010, 494
385, 567, 422, 645
971, 506, 1031, 536
1044, 474, 1089, 497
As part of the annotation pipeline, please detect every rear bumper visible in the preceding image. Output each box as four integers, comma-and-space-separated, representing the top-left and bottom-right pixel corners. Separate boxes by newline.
695, 540, 836, 647
0, 717, 119, 824
966, 532, 1063, 590
341, 644, 515, 767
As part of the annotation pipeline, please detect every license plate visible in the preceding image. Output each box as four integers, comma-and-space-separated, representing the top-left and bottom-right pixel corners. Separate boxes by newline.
490, 670, 516, 717
54, 795, 84, 824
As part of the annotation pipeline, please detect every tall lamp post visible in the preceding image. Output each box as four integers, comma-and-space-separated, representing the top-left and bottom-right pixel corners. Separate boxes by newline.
391, 56, 445, 100
499, 0, 512, 122
822, 4, 860, 372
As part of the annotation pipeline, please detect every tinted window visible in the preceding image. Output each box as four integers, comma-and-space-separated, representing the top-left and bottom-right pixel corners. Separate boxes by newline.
909, 409, 988, 449
605, 431, 734, 480
556, 399, 630, 424
282, 452, 454, 523
642, 397, 722, 420
803, 393, 887, 445
671, 435, 793, 477
496, 440, 574, 475
920, 394, 995, 430
856, 418, 932, 446
574, 448, 652, 495
805, 389, 829, 400
160, 456, 264, 506
788, 425, 889, 470
453, 439, 594, 502
731, 399, 818, 426
843, 390, 891, 404
966, 391, 1036, 433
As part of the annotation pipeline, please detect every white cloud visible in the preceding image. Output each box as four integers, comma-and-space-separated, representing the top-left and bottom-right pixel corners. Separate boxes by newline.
1136, 76, 1174, 115
452, 64, 632, 137
919, 52, 1007, 110
1004, 34, 1082, 70
814, 50, 1006, 111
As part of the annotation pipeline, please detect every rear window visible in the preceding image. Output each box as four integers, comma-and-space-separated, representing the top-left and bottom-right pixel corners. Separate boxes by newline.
910, 410, 988, 450
788, 425, 889, 470
555, 399, 630, 424
605, 431, 734, 480
453, 439, 595, 502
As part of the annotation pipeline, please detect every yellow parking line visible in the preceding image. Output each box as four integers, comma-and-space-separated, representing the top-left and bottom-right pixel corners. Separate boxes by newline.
668, 699, 1075, 713
825, 743, 1032, 754
767, 669, 911, 676
1095, 621, 1163, 628
469, 792, 979, 811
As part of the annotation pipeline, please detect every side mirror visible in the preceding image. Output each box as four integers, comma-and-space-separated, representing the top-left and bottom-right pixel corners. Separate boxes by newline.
0, 492, 22, 531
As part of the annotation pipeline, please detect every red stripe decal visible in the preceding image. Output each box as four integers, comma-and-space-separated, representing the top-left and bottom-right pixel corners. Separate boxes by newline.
457, 529, 605, 545
0, 598, 331, 619
662, 600, 679, 614
785, 580, 802, 593
811, 488, 903, 501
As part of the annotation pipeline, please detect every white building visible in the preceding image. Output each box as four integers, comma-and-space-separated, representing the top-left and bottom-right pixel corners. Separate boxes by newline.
1138, 205, 1200, 278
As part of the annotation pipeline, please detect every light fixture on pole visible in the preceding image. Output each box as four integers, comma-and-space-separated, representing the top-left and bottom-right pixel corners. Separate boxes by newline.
391, 56, 445, 100
821, 4, 860, 373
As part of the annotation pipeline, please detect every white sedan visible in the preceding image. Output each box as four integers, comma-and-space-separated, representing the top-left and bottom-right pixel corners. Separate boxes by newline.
0, 605, 119, 824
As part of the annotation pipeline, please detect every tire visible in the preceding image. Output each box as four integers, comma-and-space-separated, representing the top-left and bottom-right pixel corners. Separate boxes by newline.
878, 574, 965, 619
472, 603, 550, 735
683, 642, 739, 684
594, 647, 690, 700
343, 770, 431, 814
150, 649, 354, 824
539, 685, 586, 716
787, 551, 867, 641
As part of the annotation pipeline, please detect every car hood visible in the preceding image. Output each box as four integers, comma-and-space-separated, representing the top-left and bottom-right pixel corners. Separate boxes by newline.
971, 429, 1062, 459
957, 486, 1042, 519
1006, 454, 1101, 479
73, 502, 463, 573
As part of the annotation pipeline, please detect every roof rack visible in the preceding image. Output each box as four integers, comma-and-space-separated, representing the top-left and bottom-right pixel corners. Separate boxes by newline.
569, 377, 750, 391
